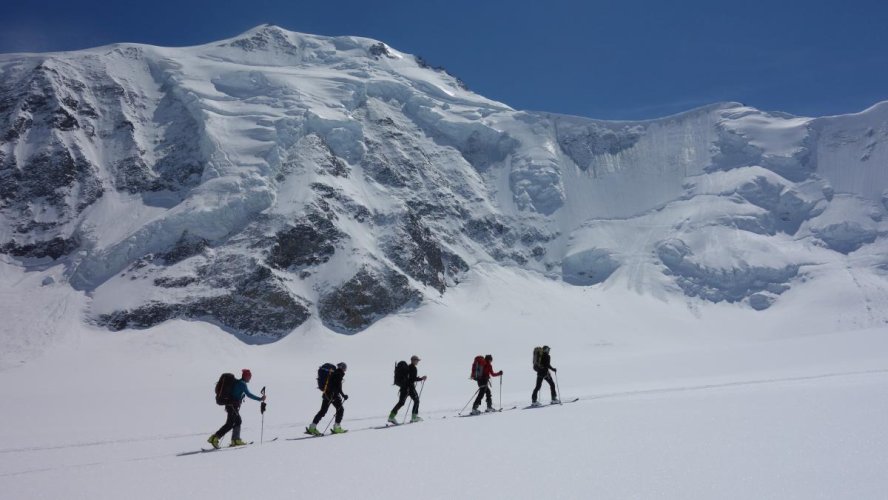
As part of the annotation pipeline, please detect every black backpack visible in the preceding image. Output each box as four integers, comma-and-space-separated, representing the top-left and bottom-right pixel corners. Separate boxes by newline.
215, 373, 236, 405
317, 363, 336, 392
393, 360, 409, 385
533, 347, 543, 371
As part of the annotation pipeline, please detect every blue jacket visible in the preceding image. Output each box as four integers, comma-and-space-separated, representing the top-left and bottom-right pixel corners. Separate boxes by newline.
231, 379, 262, 403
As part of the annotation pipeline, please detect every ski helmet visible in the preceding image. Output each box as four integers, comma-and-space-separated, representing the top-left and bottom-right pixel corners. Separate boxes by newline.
484, 354, 493, 362
242, 369, 252, 380
337, 362, 347, 372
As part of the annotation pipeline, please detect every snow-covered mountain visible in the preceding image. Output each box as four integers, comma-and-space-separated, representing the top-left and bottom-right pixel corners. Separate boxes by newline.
2, 24, 888, 340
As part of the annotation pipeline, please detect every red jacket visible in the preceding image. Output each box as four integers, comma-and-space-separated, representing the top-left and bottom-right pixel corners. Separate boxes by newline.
475, 358, 502, 380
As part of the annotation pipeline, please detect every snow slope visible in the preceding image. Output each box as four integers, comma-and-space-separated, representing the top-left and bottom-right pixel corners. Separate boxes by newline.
1, 264, 887, 499
2, 25, 888, 340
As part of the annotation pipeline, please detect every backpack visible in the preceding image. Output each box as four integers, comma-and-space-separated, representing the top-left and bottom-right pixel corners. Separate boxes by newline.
533, 346, 543, 371
317, 363, 336, 392
470, 355, 485, 380
215, 372, 236, 405
394, 360, 409, 386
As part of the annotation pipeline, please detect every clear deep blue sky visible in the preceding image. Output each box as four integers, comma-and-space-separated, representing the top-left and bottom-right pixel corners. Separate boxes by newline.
2, 0, 887, 120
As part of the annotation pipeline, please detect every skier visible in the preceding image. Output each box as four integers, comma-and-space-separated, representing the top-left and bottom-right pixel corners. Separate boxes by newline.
471, 354, 503, 415
531, 345, 559, 406
208, 369, 266, 448
307, 362, 349, 435
388, 355, 428, 424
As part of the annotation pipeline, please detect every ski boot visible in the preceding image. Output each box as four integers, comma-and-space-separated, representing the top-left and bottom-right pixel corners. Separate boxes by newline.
470, 407, 481, 416
387, 412, 398, 425
229, 439, 247, 447
531, 401, 542, 407
551, 398, 561, 405
485, 406, 497, 413
410, 414, 423, 423
306, 424, 322, 436
207, 434, 221, 449
331, 424, 348, 434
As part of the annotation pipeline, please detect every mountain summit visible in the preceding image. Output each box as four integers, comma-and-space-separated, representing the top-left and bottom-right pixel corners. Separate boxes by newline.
2, 26, 887, 339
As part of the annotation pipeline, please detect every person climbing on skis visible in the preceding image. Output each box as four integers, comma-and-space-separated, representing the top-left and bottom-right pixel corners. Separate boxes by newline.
208, 369, 265, 448
471, 354, 503, 415
532, 345, 559, 406
388, 355, 427, 424
307, 362, 349, 435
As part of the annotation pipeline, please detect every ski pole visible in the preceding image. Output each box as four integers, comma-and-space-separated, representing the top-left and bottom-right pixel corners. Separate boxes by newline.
554, 372, 562, 405
402, 399, 413, 424
499, 375, 503, 410
459, 387, 481, 415
322, 414, 335, 434
260, 386, 266, 444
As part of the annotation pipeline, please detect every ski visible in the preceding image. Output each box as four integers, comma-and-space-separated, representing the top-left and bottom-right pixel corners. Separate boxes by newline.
189, 442, 254, 455
458, 406, 517, 417
373, 420, 422, 430
191, 436, 279, 453
521, 398, 579, 410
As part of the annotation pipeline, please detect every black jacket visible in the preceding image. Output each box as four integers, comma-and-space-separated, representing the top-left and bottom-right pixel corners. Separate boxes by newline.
408, 365, 421, 384
325, 369, 345, 397
398, 365, 422, 388
537, 353, 555, 373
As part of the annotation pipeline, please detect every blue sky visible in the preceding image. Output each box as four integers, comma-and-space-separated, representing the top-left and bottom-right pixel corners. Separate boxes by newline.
2, 0, 887, 120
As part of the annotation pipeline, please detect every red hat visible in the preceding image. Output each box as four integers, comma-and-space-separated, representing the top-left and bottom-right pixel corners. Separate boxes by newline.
242, 369, 252, 379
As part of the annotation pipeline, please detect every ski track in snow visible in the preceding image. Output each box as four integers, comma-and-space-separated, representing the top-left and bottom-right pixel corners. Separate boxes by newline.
2, 367, 885, 478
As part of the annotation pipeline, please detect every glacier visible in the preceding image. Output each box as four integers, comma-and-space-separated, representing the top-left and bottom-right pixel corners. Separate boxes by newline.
2, 24, 888, 339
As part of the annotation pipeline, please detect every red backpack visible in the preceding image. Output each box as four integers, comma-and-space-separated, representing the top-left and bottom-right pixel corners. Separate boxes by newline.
470, 356, 485, 380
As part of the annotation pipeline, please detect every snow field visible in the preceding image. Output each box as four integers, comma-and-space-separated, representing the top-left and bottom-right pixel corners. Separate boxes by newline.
2, 265, 888, 498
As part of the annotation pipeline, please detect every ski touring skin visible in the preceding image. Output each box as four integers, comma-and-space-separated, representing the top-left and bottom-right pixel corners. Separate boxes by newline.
521, 398, 580, 410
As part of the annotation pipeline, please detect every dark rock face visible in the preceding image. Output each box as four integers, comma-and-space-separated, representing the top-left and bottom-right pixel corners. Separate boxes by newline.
557, 123, 643, 172
319, 267, 421, 333
99, 301, 183, 331
386, 213, 467, 292
192, 266, 310, 337
161, 232, 209, 264
100, 264, 311, 339
153, 276, 198, 288
1, 236, 80, 260
368, 42, 393, 59
267, 213, 344, 270
0, 62, 106, 241
227, 26, 300, 54
2, 148, 103, 214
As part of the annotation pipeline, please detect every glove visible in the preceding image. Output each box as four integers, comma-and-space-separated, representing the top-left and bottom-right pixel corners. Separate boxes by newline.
421, 376, 428, 381
497, 371, 503, 376
343, 394, 349, 401
261, 395, 267, 401
552, 368, 557, 373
